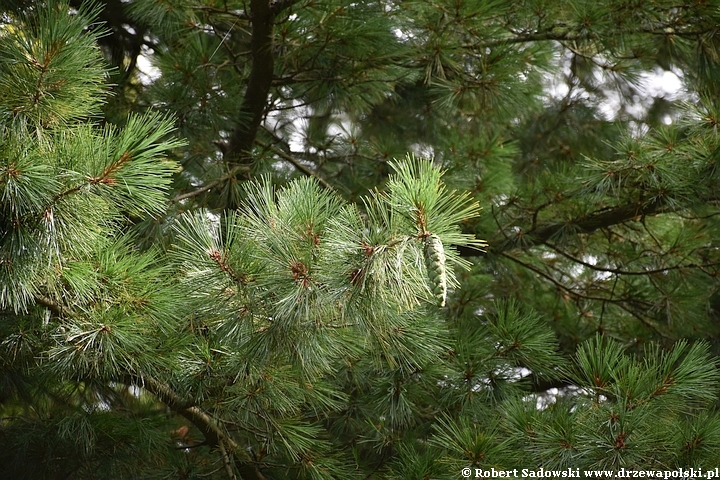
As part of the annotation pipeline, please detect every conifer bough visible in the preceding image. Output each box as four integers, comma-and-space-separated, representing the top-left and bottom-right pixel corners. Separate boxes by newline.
4, 0, 720, 477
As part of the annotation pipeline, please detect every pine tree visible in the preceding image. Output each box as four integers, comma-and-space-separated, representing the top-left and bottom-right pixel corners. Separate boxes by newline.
2, 0, 720, 479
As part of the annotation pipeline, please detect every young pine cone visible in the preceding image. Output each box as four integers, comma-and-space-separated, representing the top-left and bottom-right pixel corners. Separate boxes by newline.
424, 234, 447, 307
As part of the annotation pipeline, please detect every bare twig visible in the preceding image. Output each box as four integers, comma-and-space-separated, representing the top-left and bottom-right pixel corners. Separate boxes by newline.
170, 165, 250, 204
542, 241, 720, 277
500, 251, 671, 340
255, 140, 333, 190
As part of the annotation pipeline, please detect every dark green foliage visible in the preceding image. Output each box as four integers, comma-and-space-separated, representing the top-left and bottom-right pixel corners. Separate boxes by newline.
2, 0, 720, 478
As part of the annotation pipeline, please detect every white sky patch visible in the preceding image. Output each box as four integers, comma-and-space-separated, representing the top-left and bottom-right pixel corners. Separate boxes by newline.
409, 142, 435, 159
568, 262, 584, 279
491, 194, 510, 207
136, 46, 161, 85
265, 100, 311, 152
327, 115, 359, 146
599, 68, 685, 121
563, 254, 613, 281
288, 112, 310, 152
641, 69, 683, 98
584, 254, 612, 281
393, 28, 411, 41
327, 122, 347, 139
524, 388, 560, 410
543, 48, 687, 124
542, 51, 571, 103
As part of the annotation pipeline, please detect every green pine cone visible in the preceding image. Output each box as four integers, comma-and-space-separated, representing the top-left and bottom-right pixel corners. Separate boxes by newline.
424, 234, 447, 307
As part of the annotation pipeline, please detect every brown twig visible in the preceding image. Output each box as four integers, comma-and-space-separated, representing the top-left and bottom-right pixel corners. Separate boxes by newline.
255, 140, 334, 190
122, 375, 268, 480
500, 251, 671, 340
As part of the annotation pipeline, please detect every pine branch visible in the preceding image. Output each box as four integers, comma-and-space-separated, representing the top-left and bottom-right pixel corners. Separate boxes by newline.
34, 295, 85, 319
472, 20, 715, 50
474, 191, 720, 257
474, 30, 587, 48
209, 248, 247, 285
527, 376, 574, 394
124, 375, 268, 480
34, 295, 65, 315
218, 440, 238, 480
88, 151, 132, 186
68, 0, 151, 81
29, 287, 264, 479
171, 179, 225, 203
192, 5, 251, 20
513, 199, 666, 250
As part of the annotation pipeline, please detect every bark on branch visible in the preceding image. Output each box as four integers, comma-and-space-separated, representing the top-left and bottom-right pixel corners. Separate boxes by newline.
459, 198, 666, 256
225, 0, 278, 172
126, 375, 267, 480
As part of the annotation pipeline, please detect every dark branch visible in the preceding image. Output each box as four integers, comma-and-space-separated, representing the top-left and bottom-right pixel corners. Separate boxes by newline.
512, 200, 665, 250
124, 375, 267, 480
543, 241, 720, 277
457, 199, 667, 257
224, 0, 277, 179
270, 0, 297, 15
34, 295, 64, 315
